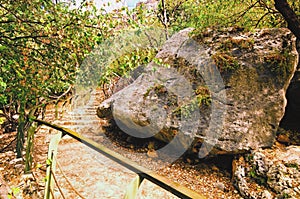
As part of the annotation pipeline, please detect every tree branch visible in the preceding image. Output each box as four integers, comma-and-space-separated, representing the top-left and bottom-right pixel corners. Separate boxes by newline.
228, 0, 260, 25
274, 0, 300, 40
1, 34, 49, 41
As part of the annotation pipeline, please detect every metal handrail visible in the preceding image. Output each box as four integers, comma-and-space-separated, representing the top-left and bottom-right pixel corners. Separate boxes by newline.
34, 118, 206, 199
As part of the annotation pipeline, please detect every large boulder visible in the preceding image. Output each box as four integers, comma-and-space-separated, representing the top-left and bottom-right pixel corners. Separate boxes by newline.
233, 146, 300, 199
97, 27, 298, 157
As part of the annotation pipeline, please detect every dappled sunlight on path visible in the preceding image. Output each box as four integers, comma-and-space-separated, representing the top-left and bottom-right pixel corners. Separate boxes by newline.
38, 88, 179, 198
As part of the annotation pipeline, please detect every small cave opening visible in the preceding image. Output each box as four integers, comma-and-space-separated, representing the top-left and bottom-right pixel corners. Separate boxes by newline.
280, 80, 300, 132
278, 43, 300, 145
278, 83, 300, 145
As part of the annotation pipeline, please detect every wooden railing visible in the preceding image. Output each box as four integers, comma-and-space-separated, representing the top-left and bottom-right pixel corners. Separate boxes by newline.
33, 118, 206, 199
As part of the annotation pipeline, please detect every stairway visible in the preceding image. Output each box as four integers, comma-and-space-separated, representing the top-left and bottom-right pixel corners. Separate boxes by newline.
38, 88, 107, 140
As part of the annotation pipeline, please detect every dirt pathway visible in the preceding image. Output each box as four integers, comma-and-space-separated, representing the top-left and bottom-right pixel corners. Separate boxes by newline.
37, 89, 180, 199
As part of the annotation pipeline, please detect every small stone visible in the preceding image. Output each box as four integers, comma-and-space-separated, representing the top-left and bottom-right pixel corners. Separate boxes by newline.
277, 134, 290, 143
191, 146, 198, 154
274, 141, 286, 149
5, 151, 14, 157
14, 164, 24, 170
9, 158, 23, 165
12, 114, 19, 120
147, 150, 158, 158
214, 182, 225, 191
126, 136, 133, 143
261, 190, 273, 199
193, 159, 200, 164
212, 165, 220, 172
95, 136, 104, 142
185, 158, 193, 164
150, 95, 158, 100
294, 186, 300, 194
0, 153, 5, 159
21, 173, 34, 181
147, 142, 155, 150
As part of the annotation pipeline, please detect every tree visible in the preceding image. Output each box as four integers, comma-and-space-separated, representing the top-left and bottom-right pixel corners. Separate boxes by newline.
274, 0, 300, 40
154, 0, 300, 35
0, 0, 105, 169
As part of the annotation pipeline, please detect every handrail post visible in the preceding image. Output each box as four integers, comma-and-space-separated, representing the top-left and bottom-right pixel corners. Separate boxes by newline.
123, 174, 145, 199
44, 132, 62, 199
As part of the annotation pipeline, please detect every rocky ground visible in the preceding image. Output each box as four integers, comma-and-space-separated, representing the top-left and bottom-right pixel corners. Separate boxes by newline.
0, 88, 242, 199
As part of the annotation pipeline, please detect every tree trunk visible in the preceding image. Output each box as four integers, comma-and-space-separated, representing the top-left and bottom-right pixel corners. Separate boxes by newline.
274, 0, 300, 40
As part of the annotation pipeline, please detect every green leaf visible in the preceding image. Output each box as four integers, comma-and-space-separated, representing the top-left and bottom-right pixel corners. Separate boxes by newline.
46, 159, 52, 166
0, 45, 8, 51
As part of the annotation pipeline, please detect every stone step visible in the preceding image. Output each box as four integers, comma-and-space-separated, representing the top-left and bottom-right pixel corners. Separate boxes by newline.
58, 115, 98, 120
67, 110, 97, 115
39, 88, 105, 138
54, 125, 103, 134
54, 120, 100, 126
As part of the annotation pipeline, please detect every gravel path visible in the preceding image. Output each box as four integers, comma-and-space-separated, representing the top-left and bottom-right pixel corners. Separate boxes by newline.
52, 138, 179, 199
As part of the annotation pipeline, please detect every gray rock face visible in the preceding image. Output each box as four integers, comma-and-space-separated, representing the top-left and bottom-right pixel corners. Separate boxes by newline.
233, 146, 300, 199
97, 28, 298, 156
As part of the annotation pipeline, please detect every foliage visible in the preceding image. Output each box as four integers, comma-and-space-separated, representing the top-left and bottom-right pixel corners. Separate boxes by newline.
212, 52, 240, 72
99, 47, 158, 88
157, 0, 300, 32
249, 165, 268, 185
218, 37, 255, 51
284, 163, 299, 170
7, 187, 21, 199
0, 0, 162, 171
264, 49, 295, 79
173, 86, 211, 118
74, 5, 163, 97
0, 0, 122, 163
281, 193, 291, 199
0, 110, 5, 125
